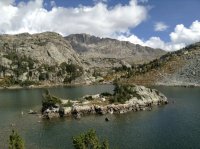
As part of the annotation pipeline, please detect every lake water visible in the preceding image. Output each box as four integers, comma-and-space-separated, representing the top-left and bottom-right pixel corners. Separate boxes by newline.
0, 85, 200, 149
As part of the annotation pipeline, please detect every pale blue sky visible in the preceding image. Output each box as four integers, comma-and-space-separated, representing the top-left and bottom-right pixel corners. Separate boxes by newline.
15, 0, 199, 42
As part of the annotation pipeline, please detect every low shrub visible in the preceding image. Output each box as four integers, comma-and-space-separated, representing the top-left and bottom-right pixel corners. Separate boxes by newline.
100, 92, 112, 97
63, 100, 73, 107
85, 96, 93, 101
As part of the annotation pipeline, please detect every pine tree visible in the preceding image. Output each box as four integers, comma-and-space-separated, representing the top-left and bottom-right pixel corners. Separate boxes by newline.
9, 130, 25, 149
72, 129, 110, 149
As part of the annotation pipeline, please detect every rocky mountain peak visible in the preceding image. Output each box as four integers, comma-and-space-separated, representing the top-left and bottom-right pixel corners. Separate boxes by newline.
65, 33, 166, 64
66, 33, 102, 45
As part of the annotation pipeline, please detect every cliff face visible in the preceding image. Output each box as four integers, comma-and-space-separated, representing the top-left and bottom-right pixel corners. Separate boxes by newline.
123, 42, 200, 86
65, 33, 166, 67
0, 32, 81, 66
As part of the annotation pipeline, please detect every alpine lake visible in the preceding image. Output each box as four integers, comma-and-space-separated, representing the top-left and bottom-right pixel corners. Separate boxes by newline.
0, 84, 200, 149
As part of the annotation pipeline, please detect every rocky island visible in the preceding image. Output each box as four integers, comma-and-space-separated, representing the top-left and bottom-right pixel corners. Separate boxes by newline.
41, 84, 168, 119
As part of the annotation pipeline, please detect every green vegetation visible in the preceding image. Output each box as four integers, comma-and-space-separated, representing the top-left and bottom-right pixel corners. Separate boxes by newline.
64, 75, 75, 83
84, 96, 94, 101
0, 76, 39, 87
0, 76, 15, 87
9, 130, 25, 149
113, 65, 131, 73
73, 129, 109, 149
114, 46, 192, 78
63, 100, 73, 107
0, 52, 42, 87
38, 64, 57, 73
8, 129, 111, 149
100, 92, 112, 97
4, 52, 37, 76
37, 65, 57, 81
110, 84, 130, 103
109, 84, 142, 104
60, 62, 83, 83
42, 89, 62, 112
0, 51, 84, 86
39, 73, 49, 81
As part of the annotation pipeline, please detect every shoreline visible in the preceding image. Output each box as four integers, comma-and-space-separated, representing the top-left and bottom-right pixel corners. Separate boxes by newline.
1, 82, 200, 90
154, 83, 200, 88
0, 82, 113, 90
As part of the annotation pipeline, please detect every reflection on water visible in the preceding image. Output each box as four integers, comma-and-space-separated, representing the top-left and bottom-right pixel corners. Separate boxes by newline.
0, 85, 200, 149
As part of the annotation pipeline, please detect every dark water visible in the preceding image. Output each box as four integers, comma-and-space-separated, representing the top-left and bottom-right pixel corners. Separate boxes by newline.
0, 85, 200, 149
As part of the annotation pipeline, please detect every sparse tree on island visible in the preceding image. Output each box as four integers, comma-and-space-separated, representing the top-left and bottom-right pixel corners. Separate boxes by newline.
41, 89, 62, 113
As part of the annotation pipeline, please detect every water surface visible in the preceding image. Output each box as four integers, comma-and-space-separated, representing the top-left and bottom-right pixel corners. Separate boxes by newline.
0, 85, 200, 149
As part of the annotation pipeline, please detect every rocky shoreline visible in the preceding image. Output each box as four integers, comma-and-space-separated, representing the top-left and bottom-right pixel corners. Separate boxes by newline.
155, 83, 200, 88
0, 80, 113, 90
41, 84, 168, 119
1, 81, 200, 90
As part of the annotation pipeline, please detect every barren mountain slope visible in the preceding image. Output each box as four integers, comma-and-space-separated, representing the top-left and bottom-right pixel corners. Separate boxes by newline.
65, 33, 166, 66
123, 42, 200, 86
0, 32, 81, 66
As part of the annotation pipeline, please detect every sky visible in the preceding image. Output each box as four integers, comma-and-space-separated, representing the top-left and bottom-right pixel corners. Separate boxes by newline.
0, 0, 200, 51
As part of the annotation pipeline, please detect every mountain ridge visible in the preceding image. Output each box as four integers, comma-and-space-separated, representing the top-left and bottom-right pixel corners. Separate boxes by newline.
1, 31, 190, 88
120, 42, 200, 86
65, 33, 166, 65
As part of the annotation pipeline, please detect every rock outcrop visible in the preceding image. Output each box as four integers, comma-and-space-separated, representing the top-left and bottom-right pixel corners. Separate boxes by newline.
42, 85, 168, 119
0, 32, 81, 65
